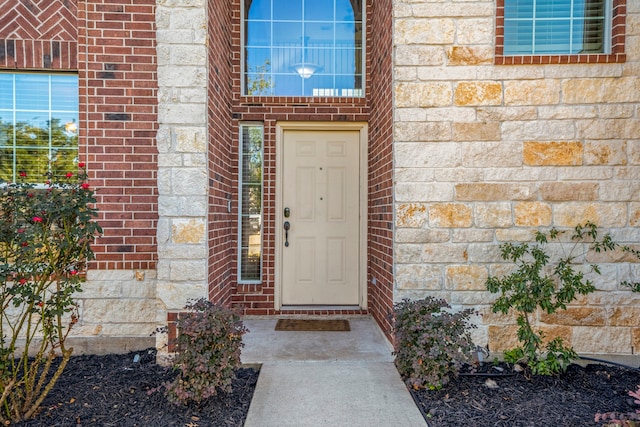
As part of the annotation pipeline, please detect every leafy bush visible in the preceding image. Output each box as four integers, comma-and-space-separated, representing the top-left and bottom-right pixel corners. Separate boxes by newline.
392, 297, 476, 390
0, 166, 101, 422
165, 298, 248, 405
486, 222, 618, 375
595, 385, 640, 426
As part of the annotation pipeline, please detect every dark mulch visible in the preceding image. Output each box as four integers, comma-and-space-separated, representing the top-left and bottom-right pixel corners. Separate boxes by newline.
14, 349, 259, 427
409, 361, 640, 427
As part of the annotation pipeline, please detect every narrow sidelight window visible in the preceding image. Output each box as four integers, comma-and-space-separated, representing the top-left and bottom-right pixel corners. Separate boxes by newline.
238, 124, 263, 283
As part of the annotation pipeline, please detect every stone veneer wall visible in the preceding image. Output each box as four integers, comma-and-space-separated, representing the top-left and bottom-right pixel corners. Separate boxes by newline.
393, 0, 640, 358
155, 0, 210, 351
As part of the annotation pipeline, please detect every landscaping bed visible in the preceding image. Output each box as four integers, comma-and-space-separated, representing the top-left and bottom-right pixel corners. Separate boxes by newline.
14, 349, 259, 427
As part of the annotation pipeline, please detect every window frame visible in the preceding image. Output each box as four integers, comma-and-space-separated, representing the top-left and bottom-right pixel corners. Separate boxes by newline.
495, 0, 627, 65
0, 71, 79, 184
238, 123, 264, 284
241, 0, 366, 98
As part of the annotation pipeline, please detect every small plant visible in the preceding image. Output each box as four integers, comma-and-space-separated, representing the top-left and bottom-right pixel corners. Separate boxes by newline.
392, 297, 476, 390
165, 298, 248, 405
0, 165, 101, 422
486, 222, 618, 375
595, 385, 640, 426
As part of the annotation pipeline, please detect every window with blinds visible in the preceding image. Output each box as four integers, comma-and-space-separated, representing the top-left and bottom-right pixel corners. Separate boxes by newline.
504, 0, 609, 55
0, 72, 79, 184
238, 124, 263, 283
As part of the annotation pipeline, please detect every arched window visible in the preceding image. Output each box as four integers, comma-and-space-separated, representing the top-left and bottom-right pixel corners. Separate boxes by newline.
243, 0, 363, 97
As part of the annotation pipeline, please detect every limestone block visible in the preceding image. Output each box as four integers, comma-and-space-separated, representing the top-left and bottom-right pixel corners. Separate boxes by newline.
394, 142, 460, 167
395, 108, 428, 122
539, 182, 599, 201
394, 244, 423, 263
445, 265, 488, 290
523, 141, 583, 166
120, 279, 156, 299
157, 0, 204, 8
169, 169, 206, 197
172, 218, 206, 243
97, 323, 159, 337
630, 203, 640, 226
169, 8, 206, 30
538, 106, 597, 120
158, 103, 206, 125
598, 104, 635, 119
157, 217, 171, 244
576, 119, 640, 140
395, 264, 443, 290
394, 18, 455, 45
396, 203, 428, 227
456, 18, 493, 44
503, 121, 575, 141
480, 307, 517, 325
467, 243, 502, 263
395, 168, 435, 182
485, 167, 557, 182
454, 81, 502, 106
585, 140, 628, 166
488, 325, 520, 351
452, 229, 494, 243
86, 270, 135, 281
540, 307, 606, 326
156, 281, 207, 311
175, 127, 206, 153
434, 168, 484, 182
469, 326, 489, 348
157, 66, 206, 89
584, 264, 625, 292
429, 203, 473, 228
426, 107, 476, 122
514, 202, 552, 226
449, 291, 496, 306
495, 229, 536, 242
394, 290, 452, 305
504, 80, 560, 106
183, 153, 207, 167
394, 122, 452, 142
572, 327, 631, 354
395, 82, 452, 108
455, 183, 531, 201
170, 260, 206, 281
79, 281, 122, 299
562, 77, 640, 104
452, 121, 501, 141
461, 141, 523, 168
82, 300, 157, 324
155, 29, 196, 45
477, 106, 537, 121
156, 127, 171, 153
171, 45, 206, 67
634, 329, 640, 354
395, 182, 454, 203
475, 203, 512, 228
608, 307, 640, 327
538, 326, 573, 346
446, 46, 493, 66
599, 182, 640, 202
421, 243, 469, 263
558, 166, 612, 181
554, 203, 627, 227
395, 45, 445, 66
179, 88, 207, 103
394, 66, 417, 81
158, 153, 182, 167
395, 228, 450, 243
157, 169, 172, 194
409, 2, 493, 18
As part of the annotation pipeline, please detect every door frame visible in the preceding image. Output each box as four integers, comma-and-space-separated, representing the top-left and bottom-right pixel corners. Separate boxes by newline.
275, 121, 368, 310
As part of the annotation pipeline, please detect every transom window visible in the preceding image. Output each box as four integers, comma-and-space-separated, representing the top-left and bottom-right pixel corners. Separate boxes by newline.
503, 0, 610, 55
0, 72, 79, 184
243, 0, 364, 97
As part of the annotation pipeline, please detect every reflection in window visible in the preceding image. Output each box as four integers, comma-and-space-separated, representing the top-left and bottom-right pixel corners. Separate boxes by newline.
504, 0, 609, 55
243, 0, 364, 97
239, 124, 263, 283
0, 73, 79, 183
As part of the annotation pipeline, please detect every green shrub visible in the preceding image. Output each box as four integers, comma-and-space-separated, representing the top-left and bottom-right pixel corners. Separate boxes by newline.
392, 297, 476, 390
0, 166, 101, 422
486, 222, 618, 375
165, 298, 248, 405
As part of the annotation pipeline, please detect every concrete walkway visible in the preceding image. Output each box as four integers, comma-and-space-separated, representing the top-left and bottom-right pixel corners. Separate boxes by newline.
241, 317, 427, 427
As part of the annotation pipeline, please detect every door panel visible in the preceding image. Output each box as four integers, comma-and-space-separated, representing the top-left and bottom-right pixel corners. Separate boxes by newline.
282, 130, 360, 305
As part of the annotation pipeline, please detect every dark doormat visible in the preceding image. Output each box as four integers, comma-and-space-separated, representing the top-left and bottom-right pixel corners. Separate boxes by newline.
275, 319, 350, 331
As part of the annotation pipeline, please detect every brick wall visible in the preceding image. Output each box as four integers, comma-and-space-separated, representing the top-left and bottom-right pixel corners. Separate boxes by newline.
393, 0, 640, 357
367, 0, 395, 338
78, 0, 158, 271
207, 0, 235, 306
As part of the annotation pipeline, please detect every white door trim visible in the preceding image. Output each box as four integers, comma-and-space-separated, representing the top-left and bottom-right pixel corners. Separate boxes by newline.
275, 122, 368, 310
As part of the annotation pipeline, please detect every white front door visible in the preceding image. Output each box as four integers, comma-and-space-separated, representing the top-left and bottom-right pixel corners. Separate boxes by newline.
281, 129, 361, 305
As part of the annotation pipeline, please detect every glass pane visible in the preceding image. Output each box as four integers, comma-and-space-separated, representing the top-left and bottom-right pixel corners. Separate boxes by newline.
15, 74, 49, 111
248, 0, 270, 20
51, 75, 78, 111
246, 21, 271, 46
0, 146, 13, 183
273, 74, 304, 96
304, 0, 334, 21
505, 0, 534, 19
273, 0, 301, 20
50, 147, 77, 179
15, 147, 50, 182
273, 22, 304, 44
305, 22, 334, 44
504, 20, 534, 54
536, 0, 571, 19
51, 115, 78, 147
239, 125, 263, 282
535, 20, 571, 53
577, 17, 605, 53
0, 74, 12, 110
14, 111, 48, 147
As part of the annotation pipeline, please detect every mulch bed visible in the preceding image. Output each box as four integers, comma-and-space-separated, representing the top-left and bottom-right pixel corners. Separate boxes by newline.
409, 361, 640, 427
13, 349, 259, 427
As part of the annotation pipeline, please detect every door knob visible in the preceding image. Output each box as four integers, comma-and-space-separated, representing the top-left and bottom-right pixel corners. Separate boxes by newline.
283, 221, 290, 247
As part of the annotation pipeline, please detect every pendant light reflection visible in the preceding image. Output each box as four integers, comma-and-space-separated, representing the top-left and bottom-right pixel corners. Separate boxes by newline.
291, 63, 322, 79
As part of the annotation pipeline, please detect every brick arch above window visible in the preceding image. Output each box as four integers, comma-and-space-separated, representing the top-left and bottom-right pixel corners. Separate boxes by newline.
495, 0, 626, 65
